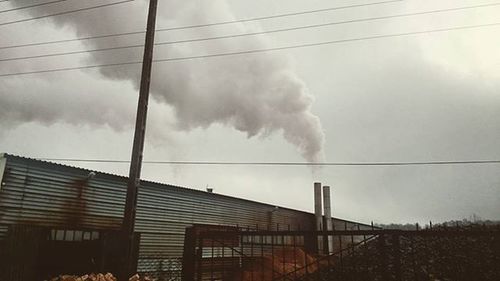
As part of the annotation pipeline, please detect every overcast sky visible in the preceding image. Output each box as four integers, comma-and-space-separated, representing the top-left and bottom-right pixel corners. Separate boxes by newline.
0, 0, 499, 225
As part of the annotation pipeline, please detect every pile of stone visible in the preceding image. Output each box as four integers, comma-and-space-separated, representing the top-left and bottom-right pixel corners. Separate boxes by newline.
128, 274, 155, 281
49, 273, 155, 281
49, 273, 117, 281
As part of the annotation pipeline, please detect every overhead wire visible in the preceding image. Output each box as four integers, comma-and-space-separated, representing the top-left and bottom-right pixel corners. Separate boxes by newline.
0, 29, 144, 50
0, 0, 402, 50
0, 0, 135, 27
0, 21, 499, 77
0, 43, 144, 62
152, 0, 403, 31
0, 0, 71, 14
2, 2, 500, 63
36, 158, 500, 166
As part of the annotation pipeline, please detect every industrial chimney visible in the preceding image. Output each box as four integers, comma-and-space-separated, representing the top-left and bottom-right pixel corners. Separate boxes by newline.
314, 182, 322, 231
323, 185, 333, 254
323, 185, 332, 231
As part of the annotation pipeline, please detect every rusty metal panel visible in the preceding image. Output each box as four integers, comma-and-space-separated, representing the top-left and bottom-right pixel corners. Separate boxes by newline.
0, 158, 124, 231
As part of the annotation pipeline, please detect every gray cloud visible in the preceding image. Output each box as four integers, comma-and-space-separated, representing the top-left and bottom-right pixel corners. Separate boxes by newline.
0, 0, 325, 162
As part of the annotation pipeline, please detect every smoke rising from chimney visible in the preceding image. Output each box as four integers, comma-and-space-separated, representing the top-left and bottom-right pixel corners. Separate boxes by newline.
0, 0, 325, 162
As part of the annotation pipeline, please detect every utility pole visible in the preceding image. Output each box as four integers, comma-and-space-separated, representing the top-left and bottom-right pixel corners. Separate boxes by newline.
121, 0, 158, 278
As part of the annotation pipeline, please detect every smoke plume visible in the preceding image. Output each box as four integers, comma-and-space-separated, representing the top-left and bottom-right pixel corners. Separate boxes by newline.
0, 0, 325, 161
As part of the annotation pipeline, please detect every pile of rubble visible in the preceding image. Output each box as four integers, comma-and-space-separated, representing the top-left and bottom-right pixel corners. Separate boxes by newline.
49, 273, 116, 281
127, 275, 155, 281
238, 247, 319, 281
49, 273, 155, 281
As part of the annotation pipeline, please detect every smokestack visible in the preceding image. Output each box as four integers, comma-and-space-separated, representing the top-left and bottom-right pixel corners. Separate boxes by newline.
314, 182, 322, 231
323, 185, 333, 254
323, 185, 332, 231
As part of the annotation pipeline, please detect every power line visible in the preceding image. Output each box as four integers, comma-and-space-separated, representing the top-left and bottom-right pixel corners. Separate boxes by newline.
0, 29, 144, 50
0, 60, 139, 77
0, 0, 70, 14
0, 43, 144, 62
2, 2, 500, 63
154, 0, 403, 31
0, 0, 135, 27
0, 0, 401, 49
0, 21, 499, 77
36, 158, 500, 166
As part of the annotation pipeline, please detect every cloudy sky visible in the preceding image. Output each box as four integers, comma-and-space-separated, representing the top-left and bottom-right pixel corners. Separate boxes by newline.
0, 0, 499, 224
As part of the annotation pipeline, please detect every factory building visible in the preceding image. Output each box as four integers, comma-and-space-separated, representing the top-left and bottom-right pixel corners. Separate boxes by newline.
0, 153, 370, 280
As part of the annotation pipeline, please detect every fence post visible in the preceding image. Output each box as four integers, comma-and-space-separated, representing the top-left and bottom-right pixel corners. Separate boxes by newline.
304, 231, 318, 256
181, 227, 196, 281
196, 236, 203, 281
393, 233, 402, 281
378, 233, 390, 280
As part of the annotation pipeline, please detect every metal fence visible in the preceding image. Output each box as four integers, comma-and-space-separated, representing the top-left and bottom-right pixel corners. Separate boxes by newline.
182, 224, 500, 281
137, 256, 182, 281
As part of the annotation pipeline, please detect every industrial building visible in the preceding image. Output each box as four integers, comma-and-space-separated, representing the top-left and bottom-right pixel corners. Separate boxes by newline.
0, 153, 371, 280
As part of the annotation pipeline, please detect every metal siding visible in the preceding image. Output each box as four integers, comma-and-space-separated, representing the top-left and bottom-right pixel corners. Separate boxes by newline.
134, 181, 315, 260
0, 224, 6, 240
0, 157, 124, 231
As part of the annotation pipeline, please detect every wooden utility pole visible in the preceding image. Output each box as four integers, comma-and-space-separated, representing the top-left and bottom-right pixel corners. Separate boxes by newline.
122, 0, 158, 278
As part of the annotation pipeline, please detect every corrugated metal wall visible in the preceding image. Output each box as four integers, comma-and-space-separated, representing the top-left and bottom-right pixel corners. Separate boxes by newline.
0, 154, 371, 277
